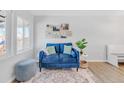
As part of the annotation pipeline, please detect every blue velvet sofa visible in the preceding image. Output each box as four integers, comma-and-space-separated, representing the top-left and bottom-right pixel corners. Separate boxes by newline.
39, 43, 80, 72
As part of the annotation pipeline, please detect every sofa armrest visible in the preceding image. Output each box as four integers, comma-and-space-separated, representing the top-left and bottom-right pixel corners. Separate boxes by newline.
39, 50, 47, 63
72, 48, 80, 63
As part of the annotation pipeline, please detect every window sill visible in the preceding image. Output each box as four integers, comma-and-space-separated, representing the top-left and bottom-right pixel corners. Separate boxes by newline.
16, 48, 33, 55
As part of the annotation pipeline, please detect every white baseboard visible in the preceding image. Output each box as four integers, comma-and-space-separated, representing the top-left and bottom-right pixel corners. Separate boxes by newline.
87, 60, 108, 62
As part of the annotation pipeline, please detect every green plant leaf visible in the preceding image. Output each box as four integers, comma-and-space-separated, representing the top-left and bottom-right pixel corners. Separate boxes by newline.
83, 42, 88, 44
76, 38, 88, 50
82, 38, 86, 42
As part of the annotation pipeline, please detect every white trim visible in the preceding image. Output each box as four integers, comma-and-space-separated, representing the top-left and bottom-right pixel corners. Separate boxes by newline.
86, 60, 108, 62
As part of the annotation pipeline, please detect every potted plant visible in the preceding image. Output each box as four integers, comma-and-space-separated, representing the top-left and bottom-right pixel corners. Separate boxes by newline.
76, 38, 88, 69
76, 38, 88, 55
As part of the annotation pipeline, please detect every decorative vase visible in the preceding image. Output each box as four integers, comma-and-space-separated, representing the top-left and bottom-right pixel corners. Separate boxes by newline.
80, 54, 88, 69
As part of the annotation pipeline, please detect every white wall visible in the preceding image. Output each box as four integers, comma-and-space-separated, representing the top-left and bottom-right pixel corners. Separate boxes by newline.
0, 11, 34, 83
34, 13, 124, 61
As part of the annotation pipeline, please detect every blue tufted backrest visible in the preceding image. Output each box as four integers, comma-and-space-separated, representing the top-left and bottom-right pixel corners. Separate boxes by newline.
46, 43, 72, 54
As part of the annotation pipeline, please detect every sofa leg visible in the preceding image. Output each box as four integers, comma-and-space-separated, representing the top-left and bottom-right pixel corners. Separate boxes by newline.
40, 67, 41, 72
39, 62, 42, 72
76, 68, 78, 72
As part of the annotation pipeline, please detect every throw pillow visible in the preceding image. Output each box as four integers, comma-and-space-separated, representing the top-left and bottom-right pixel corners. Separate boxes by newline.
63, 45, 72, 55
42, 48, 49, 55
46, 46, 56, 55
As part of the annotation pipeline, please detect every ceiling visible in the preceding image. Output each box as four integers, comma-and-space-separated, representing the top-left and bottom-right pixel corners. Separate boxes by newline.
30, 10, 124, 16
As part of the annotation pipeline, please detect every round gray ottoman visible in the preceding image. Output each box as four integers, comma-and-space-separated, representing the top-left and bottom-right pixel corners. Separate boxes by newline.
15, 59, 37, 82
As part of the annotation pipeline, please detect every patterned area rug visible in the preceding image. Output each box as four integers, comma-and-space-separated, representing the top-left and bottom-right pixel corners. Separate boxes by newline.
25, 68, 96, 83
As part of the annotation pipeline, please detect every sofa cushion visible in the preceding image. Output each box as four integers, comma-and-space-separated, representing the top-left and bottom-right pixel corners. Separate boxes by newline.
60, 53, 72, 58
62, 58, 77, 63
60, 54, 77, 63
42, 54, 59, 63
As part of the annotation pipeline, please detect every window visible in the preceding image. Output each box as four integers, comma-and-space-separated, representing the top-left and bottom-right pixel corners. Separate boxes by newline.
0, 11, 6, 56
17, 17, 31, 53
17, 17, 23, 51
24, 20, 30, 49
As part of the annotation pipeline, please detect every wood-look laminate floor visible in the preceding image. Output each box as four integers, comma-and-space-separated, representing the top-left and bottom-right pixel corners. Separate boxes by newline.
88, 62, 124, 83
